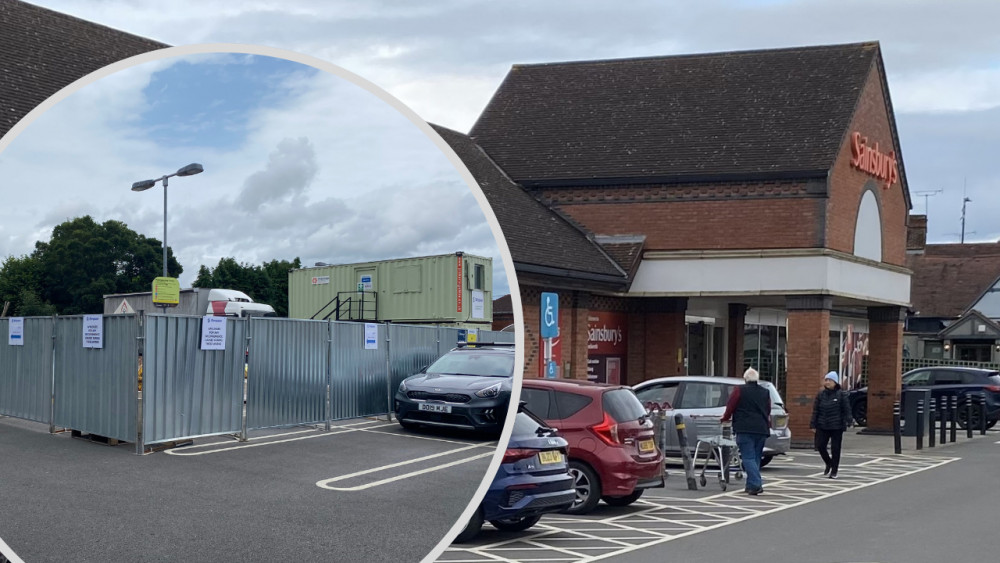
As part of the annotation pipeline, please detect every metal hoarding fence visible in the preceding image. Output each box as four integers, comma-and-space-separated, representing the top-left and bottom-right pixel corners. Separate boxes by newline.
330, 321, 389, 420
53, 315, 138, 443
142, 315, 246, 445
246, 317, 329, 430
0, 317, 54, 424
387, 324, 441, 392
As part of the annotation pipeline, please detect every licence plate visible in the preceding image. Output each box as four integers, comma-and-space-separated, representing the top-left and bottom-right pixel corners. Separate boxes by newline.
419, 403, 452, 413
638, 439, 655, 453
538, 450, 562, 464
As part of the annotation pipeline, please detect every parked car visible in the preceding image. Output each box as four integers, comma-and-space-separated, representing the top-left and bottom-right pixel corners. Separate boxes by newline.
455, 403, 575, 543
631, 376, 791, 467
519, 379, 666, 515
394, 343, 514, 436
848, 367, 1000, 429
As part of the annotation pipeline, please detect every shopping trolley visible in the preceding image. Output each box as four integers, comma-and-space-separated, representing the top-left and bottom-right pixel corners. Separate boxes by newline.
691, 421, 743, 491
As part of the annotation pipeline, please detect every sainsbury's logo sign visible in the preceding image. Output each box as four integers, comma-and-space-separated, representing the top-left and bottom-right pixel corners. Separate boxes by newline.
850, 131, 899, 190
588, 325, 623, 346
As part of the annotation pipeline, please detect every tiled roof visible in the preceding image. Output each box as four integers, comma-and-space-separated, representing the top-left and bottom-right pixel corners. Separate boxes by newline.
433, 124, 626, 282
908, 242, 1000, 318
594, 235, 645, 279
470, 42, 880, 185
0, 0, 166, 139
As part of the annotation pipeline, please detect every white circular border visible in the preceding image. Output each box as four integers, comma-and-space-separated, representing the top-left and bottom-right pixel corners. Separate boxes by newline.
0, 42, 525, 562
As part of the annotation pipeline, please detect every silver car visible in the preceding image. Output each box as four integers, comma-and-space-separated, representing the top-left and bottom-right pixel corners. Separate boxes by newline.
632, 376, 791, 467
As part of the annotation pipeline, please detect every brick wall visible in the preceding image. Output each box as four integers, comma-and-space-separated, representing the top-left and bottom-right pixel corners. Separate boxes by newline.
519, 286, 592, 380
827, 62, 909, 267
786, 309, 831, 445
867, 316, 904, 432
520, 286, 542, 378
644, 311, 686, 378
627, 314, 647, 385
537, 196, 825, 251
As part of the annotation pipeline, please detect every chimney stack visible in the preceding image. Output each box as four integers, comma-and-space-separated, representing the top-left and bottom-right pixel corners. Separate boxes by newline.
907, 214, 927, 253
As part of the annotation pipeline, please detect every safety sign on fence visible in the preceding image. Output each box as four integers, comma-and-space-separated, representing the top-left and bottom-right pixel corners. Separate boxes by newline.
83, 315, 103, 348
8, 317, 24, 346
200, 316, 227, 350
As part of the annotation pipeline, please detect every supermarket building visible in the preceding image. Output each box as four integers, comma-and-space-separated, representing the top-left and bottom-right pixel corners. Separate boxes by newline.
443, 42, 913, 441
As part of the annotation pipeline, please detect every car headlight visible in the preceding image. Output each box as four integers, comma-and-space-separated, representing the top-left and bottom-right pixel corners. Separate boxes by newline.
398, 380, 408, 392
475, 382, 503, 399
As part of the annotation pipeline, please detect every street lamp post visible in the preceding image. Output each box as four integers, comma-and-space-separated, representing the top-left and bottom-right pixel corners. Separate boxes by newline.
131, 163, 204, 277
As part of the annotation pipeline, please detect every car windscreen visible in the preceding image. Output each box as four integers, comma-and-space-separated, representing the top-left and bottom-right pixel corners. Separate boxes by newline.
602, 389, 647, 423
425, 351, 513, 377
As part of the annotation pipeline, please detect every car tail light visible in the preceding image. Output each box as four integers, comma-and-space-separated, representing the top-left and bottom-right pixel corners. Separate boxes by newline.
772, 414, 789, 429
502, 448, 538, 463
589, 412, 621, 446
985, 385, 1000, 393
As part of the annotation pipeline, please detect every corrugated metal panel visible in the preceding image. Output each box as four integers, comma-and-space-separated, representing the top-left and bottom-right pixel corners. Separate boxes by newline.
288, 253, 493, 323
479, 330, 516, 344
53, 315, 138, 442
142, 315, 246, 444
388, 324, 442, 390
247, 317, 329, 430
438, 327, 463, 356
330, 321, 389, 420
0, 317, 54, 423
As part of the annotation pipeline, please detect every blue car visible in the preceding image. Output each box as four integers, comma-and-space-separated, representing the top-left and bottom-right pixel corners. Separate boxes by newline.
455, 404, 575, 542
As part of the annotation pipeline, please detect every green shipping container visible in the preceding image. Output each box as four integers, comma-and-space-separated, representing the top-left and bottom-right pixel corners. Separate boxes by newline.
288, 252, 494, 328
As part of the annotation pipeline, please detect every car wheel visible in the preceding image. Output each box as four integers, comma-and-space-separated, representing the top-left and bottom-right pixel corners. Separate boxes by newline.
988, 419, 997, 430
601, 490, 643, 507
562, 461, 602, 515
489, 515, 542, 532
454, 507, 484, 543
852, 399, 868, 427
760, 455, 773, 468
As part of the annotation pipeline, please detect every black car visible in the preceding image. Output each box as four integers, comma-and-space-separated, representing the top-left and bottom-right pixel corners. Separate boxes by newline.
394, 343, 514, 435
849, 367, 1000, 429
454, 403, 574, 542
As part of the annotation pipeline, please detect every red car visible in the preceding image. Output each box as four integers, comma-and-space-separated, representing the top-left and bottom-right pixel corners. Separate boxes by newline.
520, 379, 666, 514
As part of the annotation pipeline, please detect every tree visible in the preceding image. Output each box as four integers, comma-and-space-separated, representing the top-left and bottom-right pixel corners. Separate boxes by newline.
194, 256, 301, 317
0, 255, 55, 316
31, 216, 182, 314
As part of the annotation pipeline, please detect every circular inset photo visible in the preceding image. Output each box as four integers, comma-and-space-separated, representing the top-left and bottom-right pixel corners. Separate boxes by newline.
0, 44, 520, 563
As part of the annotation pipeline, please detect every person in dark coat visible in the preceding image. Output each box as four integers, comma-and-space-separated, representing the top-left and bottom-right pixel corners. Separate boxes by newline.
810, 371, 852, 479
721, 367, 771, 495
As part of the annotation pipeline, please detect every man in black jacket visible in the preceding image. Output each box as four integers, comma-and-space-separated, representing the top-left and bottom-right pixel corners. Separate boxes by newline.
721, 367, 771, 495
810, 371, 852, 479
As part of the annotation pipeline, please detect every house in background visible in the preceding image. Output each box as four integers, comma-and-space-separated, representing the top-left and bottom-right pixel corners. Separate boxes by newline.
905, 214, 1000, 363
492, 294, 514, 331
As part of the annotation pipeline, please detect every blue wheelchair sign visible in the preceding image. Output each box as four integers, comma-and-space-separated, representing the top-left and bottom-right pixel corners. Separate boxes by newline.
546, 360, 558, 379
540, 292, 559, 338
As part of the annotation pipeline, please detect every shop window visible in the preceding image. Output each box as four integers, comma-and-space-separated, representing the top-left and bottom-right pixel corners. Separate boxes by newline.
743, 324, 760, 372
759, 325, 778, 383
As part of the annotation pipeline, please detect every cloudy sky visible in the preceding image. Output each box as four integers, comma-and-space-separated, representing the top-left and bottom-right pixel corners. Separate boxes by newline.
5, 0, 1000, 283
0, 49, 507, 294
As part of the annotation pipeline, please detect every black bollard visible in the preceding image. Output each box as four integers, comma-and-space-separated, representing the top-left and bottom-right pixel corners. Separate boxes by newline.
966, 397, 974, 439
893, 401, 902, 454
950, 395, 959, 443
939, 397, 948, 444
981, 392, 988, 436
675, 413, 698, 490
915, 400, 924, 450
928, 398, 936, 448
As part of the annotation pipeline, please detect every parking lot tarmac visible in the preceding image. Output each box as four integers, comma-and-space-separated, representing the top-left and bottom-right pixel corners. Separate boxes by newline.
0, 416, 496, 562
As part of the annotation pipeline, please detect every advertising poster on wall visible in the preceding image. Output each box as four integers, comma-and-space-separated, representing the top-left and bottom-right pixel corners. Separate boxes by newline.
587, 312, 627, 384
840, 325, 869, 391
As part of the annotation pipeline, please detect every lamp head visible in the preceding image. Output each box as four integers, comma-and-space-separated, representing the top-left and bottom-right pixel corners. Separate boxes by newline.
176, 163, 204, 177
131, 179, 156, 192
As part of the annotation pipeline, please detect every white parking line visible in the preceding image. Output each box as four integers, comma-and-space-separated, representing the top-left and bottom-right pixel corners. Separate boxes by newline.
164, 424, 396, 456
0, 536, 25, 563
360, 427, 497, 448
316, 444, 493, 491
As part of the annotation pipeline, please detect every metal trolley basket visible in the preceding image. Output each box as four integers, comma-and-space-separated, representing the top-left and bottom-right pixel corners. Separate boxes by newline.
691, 421, 743, 491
